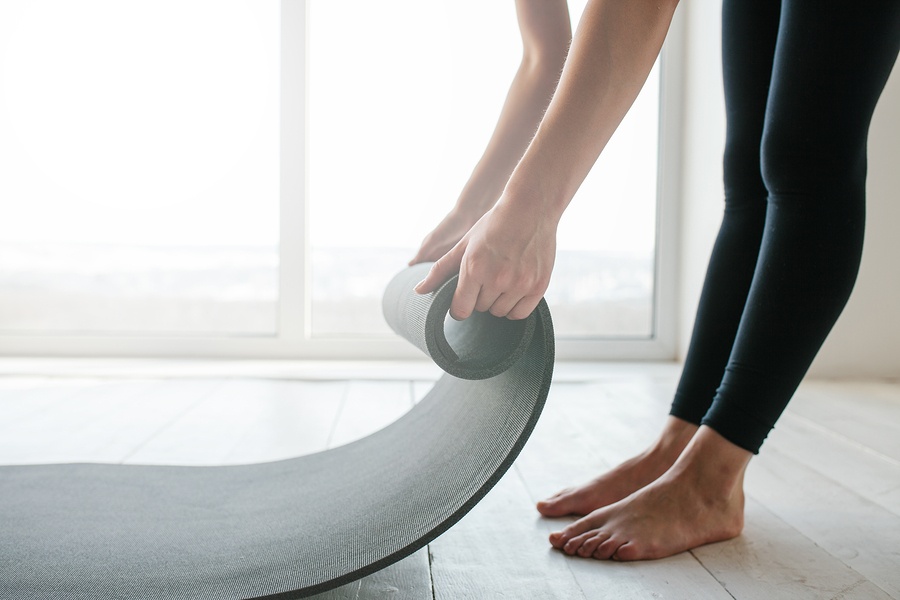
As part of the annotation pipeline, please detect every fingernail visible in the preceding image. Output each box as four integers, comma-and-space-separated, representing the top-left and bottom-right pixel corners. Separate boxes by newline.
414, 280, 425, 293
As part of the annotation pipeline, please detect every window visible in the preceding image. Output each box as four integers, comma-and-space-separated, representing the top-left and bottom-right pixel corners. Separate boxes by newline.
0, 1, 680, 359
0, 1, 281, 337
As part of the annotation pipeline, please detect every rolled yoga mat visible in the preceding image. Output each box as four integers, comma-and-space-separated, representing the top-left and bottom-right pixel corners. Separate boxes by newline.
0, 263, 555, 599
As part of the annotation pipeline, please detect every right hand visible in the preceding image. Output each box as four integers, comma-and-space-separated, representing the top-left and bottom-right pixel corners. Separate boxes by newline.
413, 198, 557, 321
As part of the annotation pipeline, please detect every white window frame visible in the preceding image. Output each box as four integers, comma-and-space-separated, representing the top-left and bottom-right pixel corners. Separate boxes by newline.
0, 1, 683, 361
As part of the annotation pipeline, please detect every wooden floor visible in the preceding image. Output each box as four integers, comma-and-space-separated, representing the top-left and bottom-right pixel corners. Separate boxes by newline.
1, 364, 899, 599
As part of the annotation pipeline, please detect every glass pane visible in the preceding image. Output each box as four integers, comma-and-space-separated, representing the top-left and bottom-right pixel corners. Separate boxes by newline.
0, 1, 280, 336
551, 58, 659, 339
309, 0, 658, 339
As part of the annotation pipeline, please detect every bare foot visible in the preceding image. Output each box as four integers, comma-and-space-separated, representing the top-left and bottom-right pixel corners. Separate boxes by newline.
536, 416, 698, 517
548, 426, 751, 561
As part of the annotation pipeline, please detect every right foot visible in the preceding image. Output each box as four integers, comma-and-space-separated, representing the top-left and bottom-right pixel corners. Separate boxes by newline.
536, 417, 699, 518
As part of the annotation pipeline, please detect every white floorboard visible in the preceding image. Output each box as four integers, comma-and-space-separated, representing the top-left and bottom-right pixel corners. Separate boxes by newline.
767, 411, 900, 517
788, 382, 900, 462
0, 364, 898, 599
749, 447, 900, 598
430, 471, 588, 600
693, 498, 893, 600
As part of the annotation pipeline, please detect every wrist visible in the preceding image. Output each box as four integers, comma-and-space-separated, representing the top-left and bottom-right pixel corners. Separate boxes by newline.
454, 179, 504, 219
499, 166, 567, 228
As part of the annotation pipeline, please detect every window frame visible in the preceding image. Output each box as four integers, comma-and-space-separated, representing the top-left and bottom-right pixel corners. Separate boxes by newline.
0, 0, 683, 361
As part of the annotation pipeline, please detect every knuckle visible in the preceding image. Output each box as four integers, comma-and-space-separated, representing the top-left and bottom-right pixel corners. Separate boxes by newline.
489, 306, 508, 318
450, 308, 469, 321
509, 302, 535, 320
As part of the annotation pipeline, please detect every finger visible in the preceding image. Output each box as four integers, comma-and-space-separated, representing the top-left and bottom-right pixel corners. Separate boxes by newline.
415, 245, 464, 294
487, 292, 521, 318
450, 269, 482, 321
408, 242, 440, 266
473, 287, 502, 313
506, 295, 541, 320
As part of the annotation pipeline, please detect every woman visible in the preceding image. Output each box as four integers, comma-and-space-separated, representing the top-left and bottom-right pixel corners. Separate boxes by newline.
410, 0, 900, 561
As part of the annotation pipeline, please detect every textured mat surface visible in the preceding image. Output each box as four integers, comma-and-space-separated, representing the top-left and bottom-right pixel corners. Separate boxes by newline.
0, 264, 554, 599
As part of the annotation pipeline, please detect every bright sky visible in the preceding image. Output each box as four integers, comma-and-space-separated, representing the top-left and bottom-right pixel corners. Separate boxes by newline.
0, 0, 657, 256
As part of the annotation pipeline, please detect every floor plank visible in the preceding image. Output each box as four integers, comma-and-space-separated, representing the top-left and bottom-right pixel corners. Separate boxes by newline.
430, 469, 588, 600
328, 380, 414, 448
0, 378, 106, 431
693, 498, 893, 599
557, 547, 735, 600
222, 380, 348, 464
2, 371, 898, 599
749, 445, 900, 597
0, 379, 211, 464
308, 550, 432, 600
356, 549, 432, 600
126, 379, 346, 465
411, 380, 434, 404
787, 381, 900, 462
767, 411, 900, 517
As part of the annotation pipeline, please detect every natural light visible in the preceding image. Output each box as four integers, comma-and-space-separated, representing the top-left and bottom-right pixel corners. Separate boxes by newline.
0, 0, 659, 346
308, 1, 659, 339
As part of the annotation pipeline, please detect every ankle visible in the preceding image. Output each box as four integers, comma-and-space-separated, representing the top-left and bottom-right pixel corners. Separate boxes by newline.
651, 417, 698, 459
674, 426, 751, 497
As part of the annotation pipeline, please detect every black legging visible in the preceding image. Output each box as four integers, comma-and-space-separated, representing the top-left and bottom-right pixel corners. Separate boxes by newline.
669, 0, 900, 454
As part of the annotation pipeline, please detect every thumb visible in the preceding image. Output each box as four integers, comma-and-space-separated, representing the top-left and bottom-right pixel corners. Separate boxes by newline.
414, 243, 465, 294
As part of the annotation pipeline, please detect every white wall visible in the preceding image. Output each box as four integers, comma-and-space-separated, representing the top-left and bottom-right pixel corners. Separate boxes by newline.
676, 1, 900, 379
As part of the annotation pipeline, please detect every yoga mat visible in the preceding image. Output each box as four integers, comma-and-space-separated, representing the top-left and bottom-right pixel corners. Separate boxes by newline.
0, 263, 554, 599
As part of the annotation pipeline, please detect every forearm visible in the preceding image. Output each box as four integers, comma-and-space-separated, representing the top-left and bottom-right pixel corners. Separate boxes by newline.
503, 0, 678, 223
454, 0, 571, 216
457, 53, 566, 214
416, 0, 678, 318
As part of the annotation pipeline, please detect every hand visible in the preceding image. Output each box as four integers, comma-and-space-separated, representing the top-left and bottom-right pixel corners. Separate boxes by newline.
414, 199, 557, 321
408, 207, 484, 267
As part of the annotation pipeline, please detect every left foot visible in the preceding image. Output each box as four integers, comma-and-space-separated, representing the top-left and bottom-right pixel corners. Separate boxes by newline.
548, 426, 751, 561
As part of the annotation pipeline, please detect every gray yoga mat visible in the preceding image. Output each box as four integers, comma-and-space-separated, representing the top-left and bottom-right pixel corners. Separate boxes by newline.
0, 263, 554, 599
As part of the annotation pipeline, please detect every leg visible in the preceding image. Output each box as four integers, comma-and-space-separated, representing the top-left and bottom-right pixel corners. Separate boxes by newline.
669, 0, 779, 428
550, 0, 900, 559
538, 0, 781, 518
702, 0, 900, 453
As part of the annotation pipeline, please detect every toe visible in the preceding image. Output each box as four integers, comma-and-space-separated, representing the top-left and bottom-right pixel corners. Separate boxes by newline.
552, 510, 604, 548
548, 530, 566, 548
536, 488, 574, 517
548, 526, 577, 549
563, 531, 594, 556
593, 536, 626, 560
611, 541, 640, 561
577, 531, 610, 557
